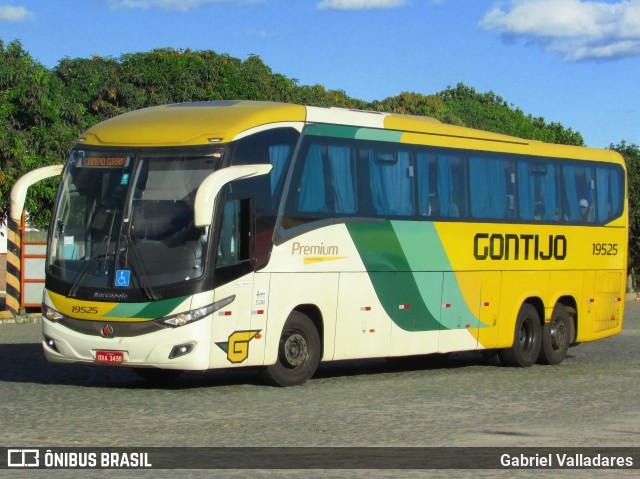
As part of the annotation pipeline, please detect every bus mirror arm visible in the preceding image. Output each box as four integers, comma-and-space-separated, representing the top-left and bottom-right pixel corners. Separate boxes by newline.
10, 164, 64, 222
194, 164, 273, 227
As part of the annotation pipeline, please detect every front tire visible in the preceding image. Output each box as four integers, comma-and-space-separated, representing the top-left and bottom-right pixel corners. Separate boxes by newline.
537, 304, 571, 365
261, 311, 321, 387
499, 303, 542, 367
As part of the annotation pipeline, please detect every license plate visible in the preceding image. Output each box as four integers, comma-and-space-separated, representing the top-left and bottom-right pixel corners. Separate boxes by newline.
96, 351, 125, 364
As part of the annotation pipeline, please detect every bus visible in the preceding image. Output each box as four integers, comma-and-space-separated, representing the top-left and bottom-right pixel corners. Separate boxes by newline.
41, 100, 627, 386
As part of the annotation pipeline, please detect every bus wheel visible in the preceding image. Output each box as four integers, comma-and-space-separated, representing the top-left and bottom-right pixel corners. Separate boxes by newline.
537, 304, 571, 365
261, 311, 321, 387
132, 368, 183, 382
499, 304, 542, 367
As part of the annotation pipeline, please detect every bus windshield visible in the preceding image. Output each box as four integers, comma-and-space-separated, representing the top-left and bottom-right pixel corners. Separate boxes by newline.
47, 148, 225, 296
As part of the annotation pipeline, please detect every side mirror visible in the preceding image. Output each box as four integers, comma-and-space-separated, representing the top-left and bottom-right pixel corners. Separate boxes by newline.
10, 164, 63, 221
194, 164, 272, 227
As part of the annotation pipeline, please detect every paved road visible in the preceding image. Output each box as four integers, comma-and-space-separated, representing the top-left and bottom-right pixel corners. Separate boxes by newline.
1, 303, 639, 478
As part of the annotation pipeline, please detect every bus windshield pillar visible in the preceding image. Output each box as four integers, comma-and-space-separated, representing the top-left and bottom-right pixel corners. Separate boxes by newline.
194, 164, 272, 227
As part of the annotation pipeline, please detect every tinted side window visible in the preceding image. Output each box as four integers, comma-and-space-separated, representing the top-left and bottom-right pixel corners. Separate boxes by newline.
517, 160, 562, 221
367, 148, 413, 216
284, 140, 357, 227
561, 163, 595, 222
469, 156, 514, 220
280, 130, 626, 232
595, 165, 624, 223
416, 152, 467, 218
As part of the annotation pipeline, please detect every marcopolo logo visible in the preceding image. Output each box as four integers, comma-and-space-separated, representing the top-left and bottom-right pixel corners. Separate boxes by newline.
474, 233, 567, 261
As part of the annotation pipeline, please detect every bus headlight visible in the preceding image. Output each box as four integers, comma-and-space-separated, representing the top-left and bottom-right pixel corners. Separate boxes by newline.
42, 305, 65, 322
157, 295, 235, 328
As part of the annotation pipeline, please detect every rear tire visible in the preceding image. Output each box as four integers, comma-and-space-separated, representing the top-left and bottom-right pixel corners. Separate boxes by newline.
499, 304, 542, 367
537, 304, 571, 365
261, 311, 321, 387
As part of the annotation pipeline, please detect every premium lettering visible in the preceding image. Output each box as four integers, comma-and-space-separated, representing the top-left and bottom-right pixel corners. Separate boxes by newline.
474, 233, 567, 261
291, 241, 339, 256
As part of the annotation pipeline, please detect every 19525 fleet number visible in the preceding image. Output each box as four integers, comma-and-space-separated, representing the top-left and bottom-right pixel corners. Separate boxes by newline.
592, 243, 618, 256
71, 306, 98, 314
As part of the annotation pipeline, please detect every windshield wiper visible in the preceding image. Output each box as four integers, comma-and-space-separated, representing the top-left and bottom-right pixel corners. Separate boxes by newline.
118, 234, 158, 301
68, 208, 118, 298
66, 251, 109, 298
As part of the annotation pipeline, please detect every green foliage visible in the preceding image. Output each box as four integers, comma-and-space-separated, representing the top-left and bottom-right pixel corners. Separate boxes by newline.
369, 91, 463, 125
0, 39, 82, 228
611, 141, 640, 274
366, 84, 584, 146
54, 49, 366, 121
438, 83, 584, 145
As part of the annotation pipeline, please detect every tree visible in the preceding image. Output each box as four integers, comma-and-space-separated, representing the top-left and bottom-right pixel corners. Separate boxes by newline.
369, 91, 463, 124
611, 141, 640, 285
0, 40, 83, 228
54, 49, 367, 120
439, 83, 584, 146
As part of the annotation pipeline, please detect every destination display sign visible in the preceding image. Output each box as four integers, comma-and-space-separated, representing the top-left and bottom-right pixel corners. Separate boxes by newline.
81, 157, 129, 168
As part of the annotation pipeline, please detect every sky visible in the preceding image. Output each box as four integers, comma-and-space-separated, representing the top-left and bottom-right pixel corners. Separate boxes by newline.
1, 0, 639, 149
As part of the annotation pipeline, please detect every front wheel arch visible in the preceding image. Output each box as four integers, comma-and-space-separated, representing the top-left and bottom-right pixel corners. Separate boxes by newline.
260, 311, 321, 387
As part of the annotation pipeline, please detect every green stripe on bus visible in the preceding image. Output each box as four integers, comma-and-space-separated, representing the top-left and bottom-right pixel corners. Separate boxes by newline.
347, 221, 484, 331
391, 221, 483, 330
355, 129, 403, 142
305, 124, 403, 143
346, 221, 442, 332
104, 295, 189, 319
305, 124, 359, 138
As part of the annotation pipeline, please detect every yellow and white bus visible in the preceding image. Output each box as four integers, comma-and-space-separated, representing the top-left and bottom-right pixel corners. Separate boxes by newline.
41, 101, 627, 386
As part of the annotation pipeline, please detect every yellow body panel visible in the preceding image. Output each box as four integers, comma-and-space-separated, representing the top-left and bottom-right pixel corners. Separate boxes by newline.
80, 101, 307, 146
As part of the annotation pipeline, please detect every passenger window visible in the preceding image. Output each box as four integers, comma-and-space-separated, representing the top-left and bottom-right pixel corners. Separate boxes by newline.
368, 149, 414, 216
469, 157, 514, 219
298, 144, 329, 213
416, 152, 436, 216
517, 160, 561, 222
416, 152, 466, 218
562, 164, 595, 222
286, 141, 357, 225
442, 155, 466, 217
327, 145, 357, 214
595, 166, 623, 223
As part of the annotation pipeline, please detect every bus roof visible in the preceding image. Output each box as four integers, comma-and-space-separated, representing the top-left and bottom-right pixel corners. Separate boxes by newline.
77, 100, 622, 164
78, 100, 522, 147
79, 101, 307, 147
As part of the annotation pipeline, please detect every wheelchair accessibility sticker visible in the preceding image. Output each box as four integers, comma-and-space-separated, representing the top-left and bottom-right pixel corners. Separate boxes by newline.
115, 270, 131, 287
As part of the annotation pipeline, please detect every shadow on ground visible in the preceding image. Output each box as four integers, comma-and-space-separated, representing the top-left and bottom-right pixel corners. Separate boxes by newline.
0, 341, 505, 390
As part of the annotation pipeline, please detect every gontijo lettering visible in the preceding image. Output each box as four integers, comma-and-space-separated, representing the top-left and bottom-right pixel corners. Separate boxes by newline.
474, 233, 567, 261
